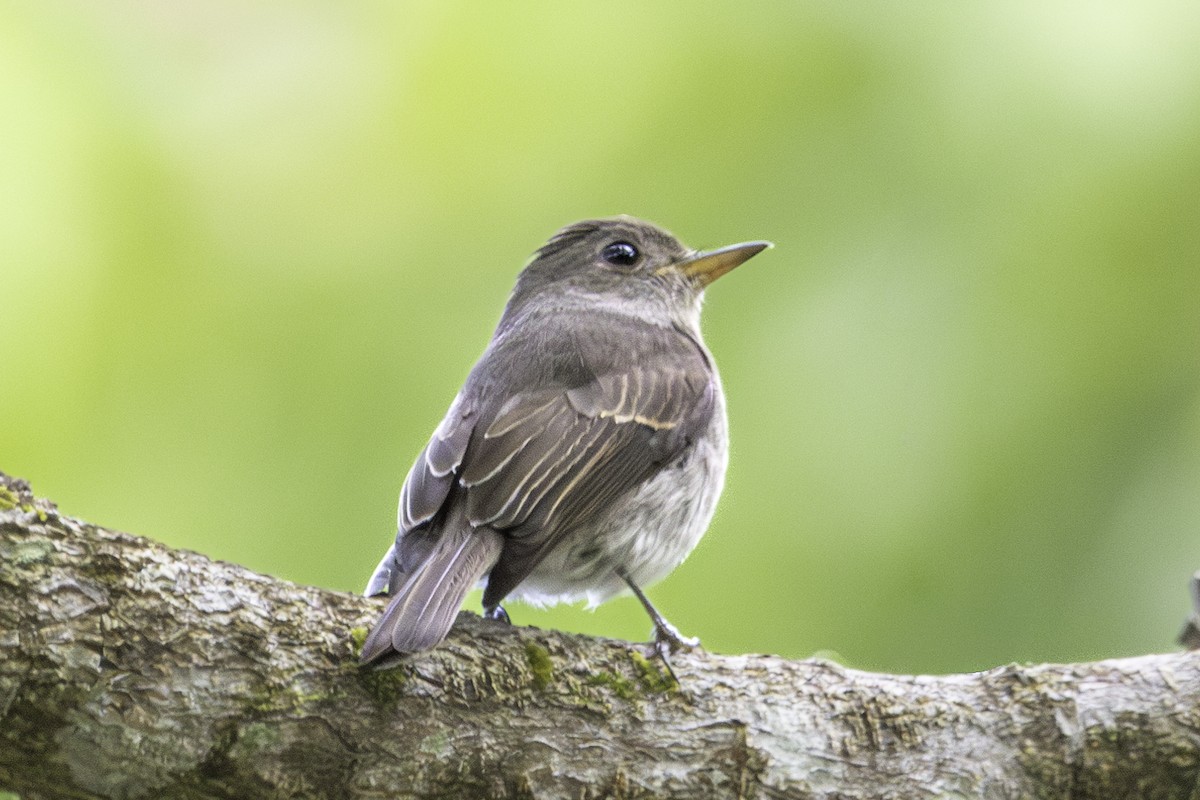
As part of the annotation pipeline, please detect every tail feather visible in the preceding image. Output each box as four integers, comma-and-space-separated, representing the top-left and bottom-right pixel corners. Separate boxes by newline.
360, 527, 503, 665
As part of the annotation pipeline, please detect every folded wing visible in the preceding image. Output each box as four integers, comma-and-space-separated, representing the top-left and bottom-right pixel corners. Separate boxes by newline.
376, 331, 715, 610
460, 356, 715, 606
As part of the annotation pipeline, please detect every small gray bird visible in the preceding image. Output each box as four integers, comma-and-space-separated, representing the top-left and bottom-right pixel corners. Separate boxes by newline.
360, 217, 769, 670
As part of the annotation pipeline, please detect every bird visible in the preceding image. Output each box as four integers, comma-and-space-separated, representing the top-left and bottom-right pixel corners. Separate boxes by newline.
360, 216, 770, 674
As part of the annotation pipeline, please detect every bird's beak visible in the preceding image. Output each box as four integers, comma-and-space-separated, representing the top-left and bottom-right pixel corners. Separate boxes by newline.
667, 241, 773, 287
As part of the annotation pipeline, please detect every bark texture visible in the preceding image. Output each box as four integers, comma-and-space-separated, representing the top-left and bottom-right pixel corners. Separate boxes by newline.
1, 469, 1198, 800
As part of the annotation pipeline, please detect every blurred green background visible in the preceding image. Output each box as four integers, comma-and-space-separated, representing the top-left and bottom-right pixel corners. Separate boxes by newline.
2, 1, 1198, 675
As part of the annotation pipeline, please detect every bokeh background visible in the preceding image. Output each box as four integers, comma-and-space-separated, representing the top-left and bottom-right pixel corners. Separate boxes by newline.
3, 1, 1198, 675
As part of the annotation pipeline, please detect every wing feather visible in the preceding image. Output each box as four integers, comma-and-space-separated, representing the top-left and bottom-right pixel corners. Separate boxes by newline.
467, 351, 716, 606
397, 393, 474, 533
380, 322, 717, 611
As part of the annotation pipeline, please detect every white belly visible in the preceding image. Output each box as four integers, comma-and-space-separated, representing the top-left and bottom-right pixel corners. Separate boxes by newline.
510, 391, 729, 608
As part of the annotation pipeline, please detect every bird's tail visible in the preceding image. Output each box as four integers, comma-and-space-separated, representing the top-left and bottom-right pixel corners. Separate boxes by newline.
359, 527, 503, 665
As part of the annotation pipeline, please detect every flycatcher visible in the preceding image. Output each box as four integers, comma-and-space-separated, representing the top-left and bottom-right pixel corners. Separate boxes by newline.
360, 217, 770, 671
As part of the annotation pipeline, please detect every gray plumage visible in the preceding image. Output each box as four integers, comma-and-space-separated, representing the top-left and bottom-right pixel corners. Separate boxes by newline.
360, 217, 769, 665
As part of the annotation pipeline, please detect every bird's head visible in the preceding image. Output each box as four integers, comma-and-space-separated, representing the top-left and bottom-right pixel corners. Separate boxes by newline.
505, 216, 770, 331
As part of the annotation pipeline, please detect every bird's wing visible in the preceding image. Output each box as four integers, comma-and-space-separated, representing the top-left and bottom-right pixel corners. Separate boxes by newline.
377, 327, 715, 605
375, 391, 478, 583
458, 349, 716, 606
398, 391, 475, 532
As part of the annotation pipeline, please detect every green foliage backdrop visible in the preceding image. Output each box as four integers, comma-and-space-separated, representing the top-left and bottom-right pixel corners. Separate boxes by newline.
3, 2, 1198, 673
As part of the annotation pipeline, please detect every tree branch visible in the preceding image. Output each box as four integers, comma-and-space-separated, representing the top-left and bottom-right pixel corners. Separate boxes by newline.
2, 469, 1198, 800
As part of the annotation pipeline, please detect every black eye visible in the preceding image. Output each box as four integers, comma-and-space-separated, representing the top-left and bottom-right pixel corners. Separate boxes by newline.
601, 241, 639, 266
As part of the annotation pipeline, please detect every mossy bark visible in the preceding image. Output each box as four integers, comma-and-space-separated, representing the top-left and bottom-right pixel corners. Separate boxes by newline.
1, 469, 1198, 800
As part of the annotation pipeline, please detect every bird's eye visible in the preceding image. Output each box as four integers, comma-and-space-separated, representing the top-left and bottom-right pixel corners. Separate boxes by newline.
601, 241, 639, 267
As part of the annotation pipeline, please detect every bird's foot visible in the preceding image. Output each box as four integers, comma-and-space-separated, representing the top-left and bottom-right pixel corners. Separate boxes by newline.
646, 620, 699, 687
614, 566, 697, 686
483, 604, 511, 625
652, 618, 699, 653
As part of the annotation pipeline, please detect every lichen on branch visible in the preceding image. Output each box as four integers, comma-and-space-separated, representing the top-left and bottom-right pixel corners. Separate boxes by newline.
2, 470, 1198, 800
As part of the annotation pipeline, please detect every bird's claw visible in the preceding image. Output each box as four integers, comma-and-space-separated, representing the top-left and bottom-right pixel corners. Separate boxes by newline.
646, 621, 699, 686
653, 618, 699, 653
484, 605, 511, 625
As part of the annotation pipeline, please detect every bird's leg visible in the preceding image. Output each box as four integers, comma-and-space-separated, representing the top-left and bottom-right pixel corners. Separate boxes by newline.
616, 567, 698, 684
483, 604, 511, 625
